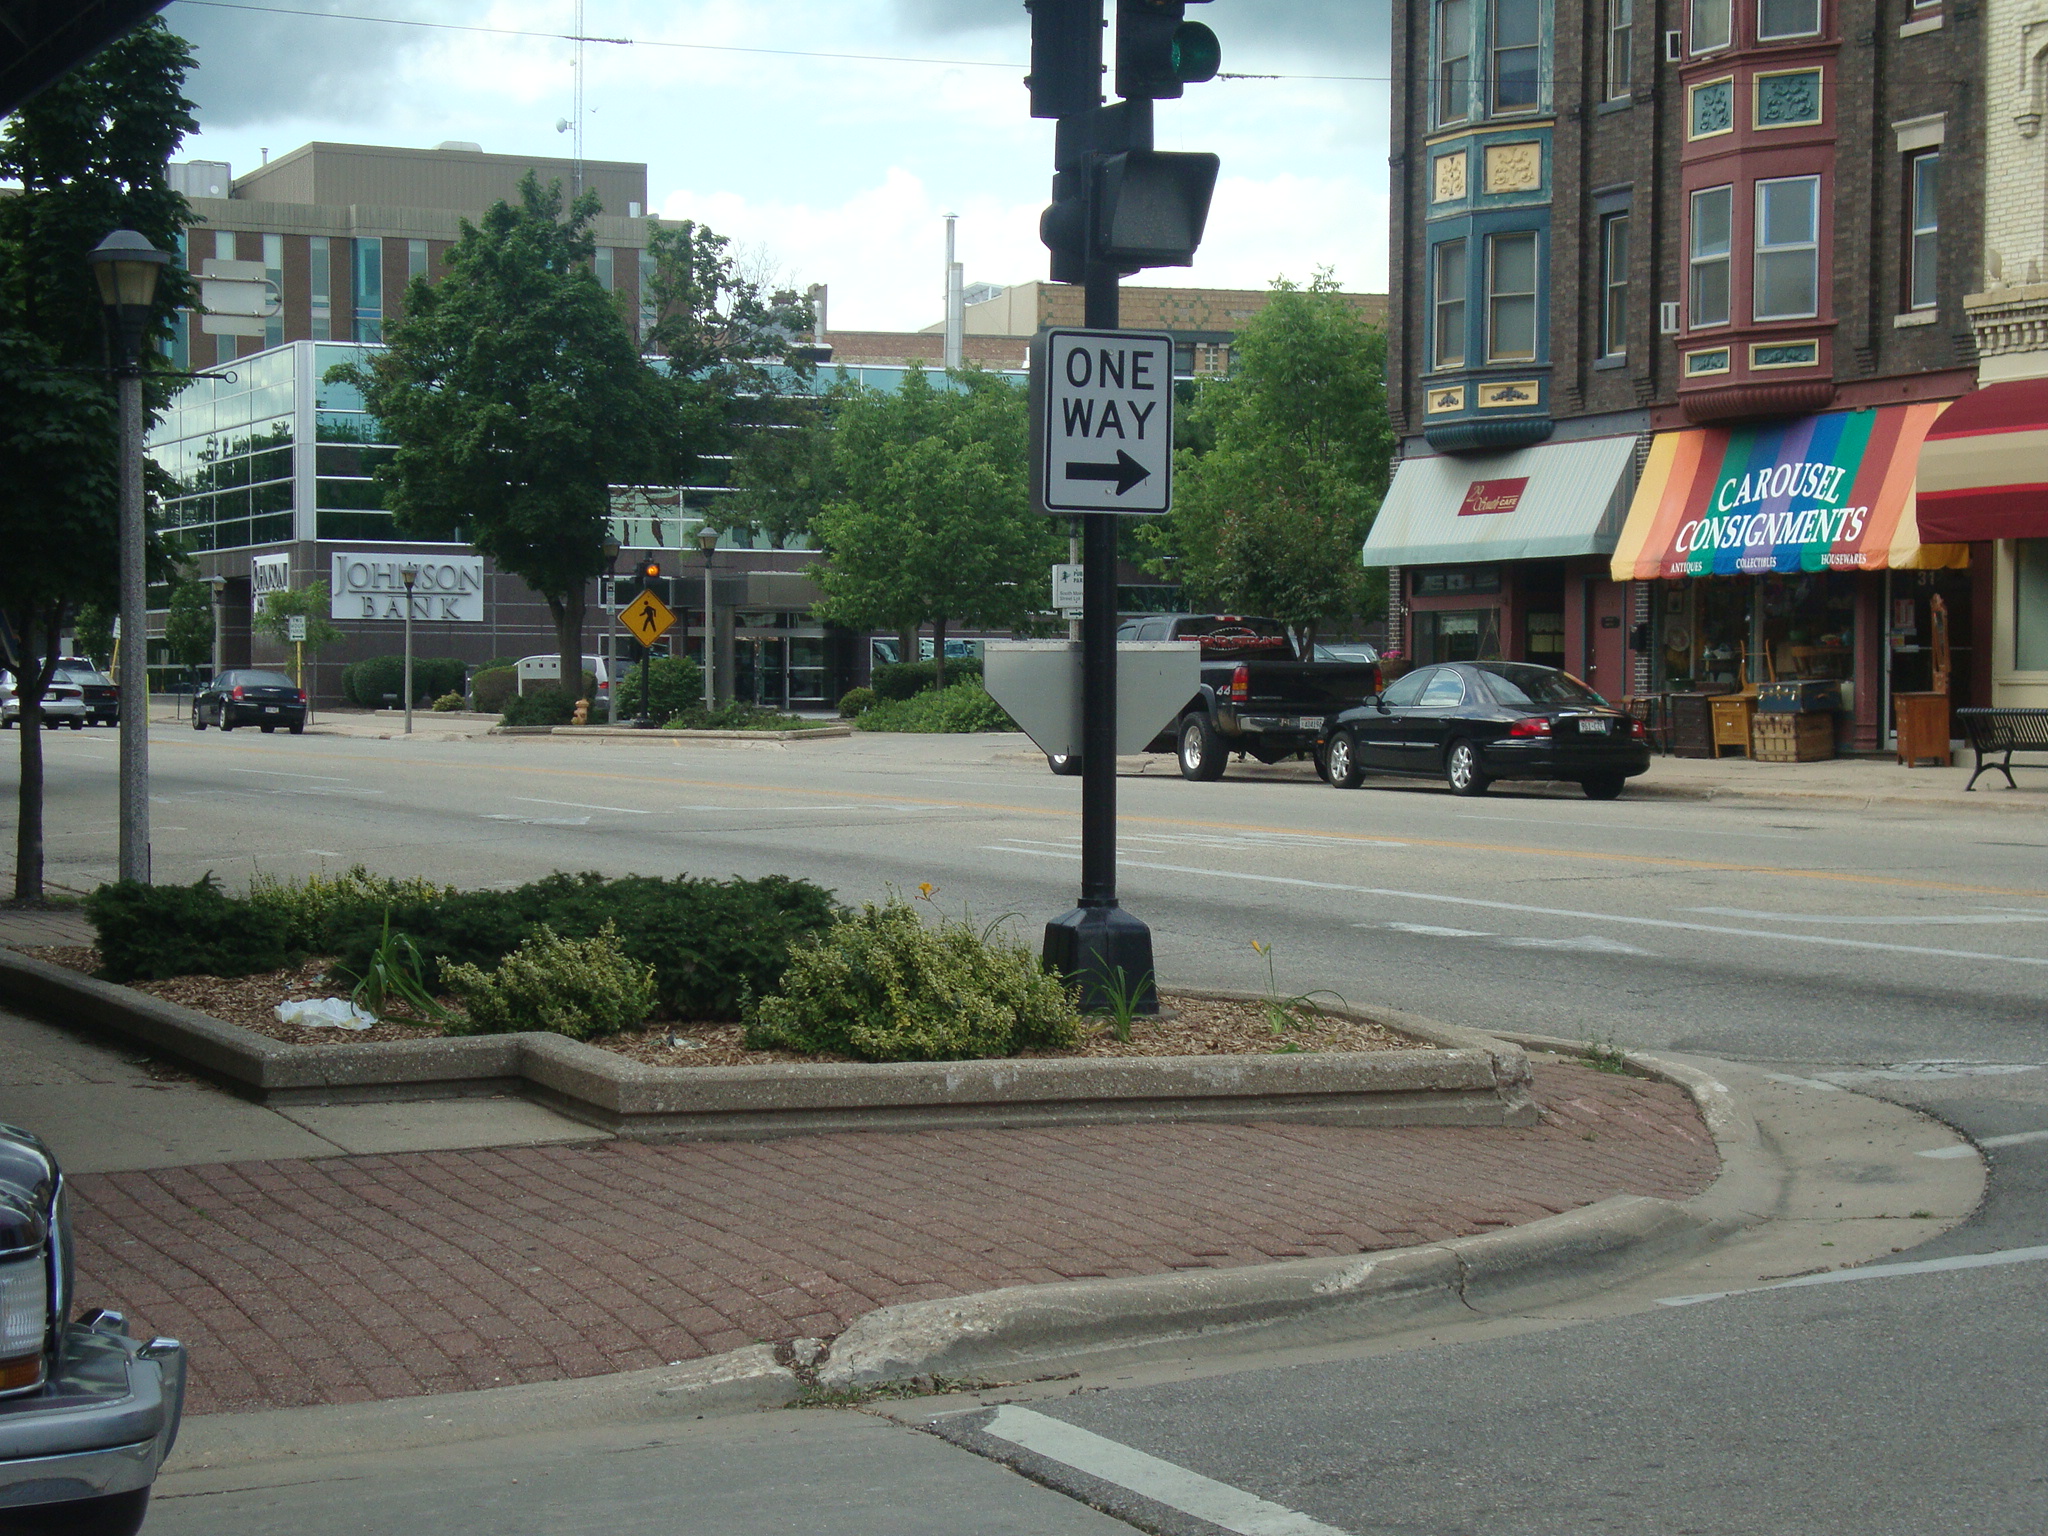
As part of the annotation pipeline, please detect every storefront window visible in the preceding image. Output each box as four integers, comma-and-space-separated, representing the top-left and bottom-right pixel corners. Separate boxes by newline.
2015, 540, 2048, 670
1758, 572, 1854, 681
1526, 610, 1565, 663
1412, 608, 1503, 663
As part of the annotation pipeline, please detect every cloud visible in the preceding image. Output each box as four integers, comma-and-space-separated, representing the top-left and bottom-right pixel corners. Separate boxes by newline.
165, 0, 435, 127
889, 0, 1389, 67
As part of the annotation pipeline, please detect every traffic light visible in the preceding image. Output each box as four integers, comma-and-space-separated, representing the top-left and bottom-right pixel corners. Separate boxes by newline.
1093, 149, 1220, 268
1027, 0, 1104, 119
1114, 0, 1219, 101
638, 558, 662, 583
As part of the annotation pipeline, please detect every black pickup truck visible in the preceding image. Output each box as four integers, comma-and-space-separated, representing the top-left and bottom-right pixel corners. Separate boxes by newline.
1116, 614, 1383, 780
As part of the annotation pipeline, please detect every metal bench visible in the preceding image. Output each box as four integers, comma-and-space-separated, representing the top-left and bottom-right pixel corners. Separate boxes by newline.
1953, 707, 2048, 790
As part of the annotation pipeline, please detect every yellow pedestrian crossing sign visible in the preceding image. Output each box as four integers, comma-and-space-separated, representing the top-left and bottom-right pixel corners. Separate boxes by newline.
619, 590, 677, 647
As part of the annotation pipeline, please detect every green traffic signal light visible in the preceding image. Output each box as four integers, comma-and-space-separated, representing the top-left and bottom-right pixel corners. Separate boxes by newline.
1171, 21, 1220, 84
1115, 0, 1218, 99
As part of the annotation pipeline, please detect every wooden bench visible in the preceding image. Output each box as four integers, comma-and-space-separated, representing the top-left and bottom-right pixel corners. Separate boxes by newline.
1954, 708, 2048, 790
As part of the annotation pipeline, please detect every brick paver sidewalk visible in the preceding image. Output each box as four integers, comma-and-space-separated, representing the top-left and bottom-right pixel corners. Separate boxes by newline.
72, 1062, 1715, 1416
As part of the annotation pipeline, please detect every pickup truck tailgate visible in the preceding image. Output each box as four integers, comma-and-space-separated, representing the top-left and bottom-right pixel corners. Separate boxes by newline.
1226, 661, 1380, 717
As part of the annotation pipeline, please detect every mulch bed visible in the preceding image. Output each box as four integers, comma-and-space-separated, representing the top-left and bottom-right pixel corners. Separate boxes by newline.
21, 946, 1419, 1063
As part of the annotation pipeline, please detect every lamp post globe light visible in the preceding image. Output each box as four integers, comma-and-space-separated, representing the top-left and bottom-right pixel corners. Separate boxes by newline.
87, 230, 175, 885
400, 563, 419, 734
698, 525, 718, 709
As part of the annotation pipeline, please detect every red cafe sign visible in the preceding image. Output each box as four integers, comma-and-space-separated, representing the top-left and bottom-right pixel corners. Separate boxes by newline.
1457, 477, 1527, 517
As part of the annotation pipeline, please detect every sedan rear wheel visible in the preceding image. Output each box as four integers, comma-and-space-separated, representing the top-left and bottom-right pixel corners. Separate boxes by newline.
218, 704, 235, 732
1325, 730, 1365, 789
1582, 772, 1627, 800
1445, 738, 1491, 797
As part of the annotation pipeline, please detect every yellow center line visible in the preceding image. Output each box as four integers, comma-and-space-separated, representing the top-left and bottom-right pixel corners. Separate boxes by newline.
155, 738, 2048, 902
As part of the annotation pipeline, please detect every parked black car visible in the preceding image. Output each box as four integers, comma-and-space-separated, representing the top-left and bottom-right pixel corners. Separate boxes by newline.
54, 665, 120, 727
192, 669, 306, 734
1321, 661, 1651, 800
0, 1122, 186, 1535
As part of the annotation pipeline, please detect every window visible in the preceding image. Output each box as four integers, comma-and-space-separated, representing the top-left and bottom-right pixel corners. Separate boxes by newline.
1434, 240, 1468, 368
595, 245, 615, 290
353, 236, 383, 343
1438, 0, 1472, 122
1690, 0, 1731, 51
1487, 232, 1538, 360
407, 239, 429, 282
1755, 175, 1820, 320
1491, 0, 1541, 112
1419, 669, 1470, 707
1599, 211, 1630, 358
309, 235, 331, 342
2017, 541, 2048, 670
214, 230, 236, 261
1380, 669, 1433, 708
262, 233, 283, 348
1606, 0, 1632, 98
1689, 186, 1732, 327
1908, 150, 1939, 310
1757, 0, 1821, 38
638, 248, 658, 341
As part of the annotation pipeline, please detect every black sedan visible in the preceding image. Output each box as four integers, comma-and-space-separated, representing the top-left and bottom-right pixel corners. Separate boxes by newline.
54, 665, 119, 726
193, 669, 307, 734
1321, 661, 1650, 800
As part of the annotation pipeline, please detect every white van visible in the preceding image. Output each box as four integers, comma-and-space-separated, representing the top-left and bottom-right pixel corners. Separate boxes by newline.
513, 655, 611, 698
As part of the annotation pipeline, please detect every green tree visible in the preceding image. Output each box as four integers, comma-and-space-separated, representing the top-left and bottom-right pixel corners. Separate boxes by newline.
71, 602, 114, 669
162, 579, 214, 668
0, 21, 197, 899
722, 388, 845, 549
252, 579, 345, 690
1141, 275, 1395, 652
811, 367, 1058, 687
335, 174, 679, 697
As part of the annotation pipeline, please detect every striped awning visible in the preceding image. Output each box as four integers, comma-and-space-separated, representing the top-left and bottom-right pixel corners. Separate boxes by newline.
1917, 378, 2048, 542
1363, 435, 1638, 568
1609, 403, 1966, 580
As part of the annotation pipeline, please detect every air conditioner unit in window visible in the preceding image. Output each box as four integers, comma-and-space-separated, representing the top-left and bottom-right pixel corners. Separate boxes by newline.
1665, 29, 1683, 60
1659, 301, 1682, 334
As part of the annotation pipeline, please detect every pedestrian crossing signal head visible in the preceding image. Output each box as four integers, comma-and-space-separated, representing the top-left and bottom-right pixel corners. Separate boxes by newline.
638, 559, 661, 581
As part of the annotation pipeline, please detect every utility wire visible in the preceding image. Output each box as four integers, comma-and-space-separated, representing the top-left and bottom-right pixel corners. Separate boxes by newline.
166, 0, 1388, 81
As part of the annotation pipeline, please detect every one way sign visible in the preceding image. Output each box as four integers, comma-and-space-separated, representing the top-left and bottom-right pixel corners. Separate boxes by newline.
1030, 328, 1174, 516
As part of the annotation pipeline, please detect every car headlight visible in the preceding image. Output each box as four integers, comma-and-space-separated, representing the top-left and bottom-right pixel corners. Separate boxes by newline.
0, 1197, 48, 1394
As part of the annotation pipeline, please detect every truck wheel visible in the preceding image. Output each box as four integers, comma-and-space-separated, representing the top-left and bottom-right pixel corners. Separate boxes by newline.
1178, 714, 1227, 781
1445, 738, 1491, 797
1325, 730, 1365, 789
1046, 752, 1082, 776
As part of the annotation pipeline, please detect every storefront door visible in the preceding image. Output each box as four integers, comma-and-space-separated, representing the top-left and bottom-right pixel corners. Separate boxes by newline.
1581, 577, 1628, 699
1886, 569, 1974, 738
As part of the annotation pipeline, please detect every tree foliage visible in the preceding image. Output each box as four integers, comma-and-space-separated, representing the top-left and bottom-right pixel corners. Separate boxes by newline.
162, 579, 214, 668
810, 367, 1059, 686
252, 579, 346, 652
722, 388, 845, 550
0, 21, 197, 898
337, 174, 679, 694
1140, 275, 1394, 650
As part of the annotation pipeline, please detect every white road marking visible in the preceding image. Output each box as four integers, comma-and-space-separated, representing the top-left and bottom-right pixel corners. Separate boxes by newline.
1814, 1061, 2044, 1083
1657, 1243, 2048, 1307
1458, 814, 1811, 841
1919, 1129, 2048, 1159
304, 849, 345, 857
479, 814, 590, 827
215, 768, 351, 781
1686, 906, 2048, 926
511, 796, 650, 815
976, 1405, 1351, 1536
983, 845, 2048, 969
1499, 934, 1655, 955
1762, 1072, 1845, 1092
1384, 923, 1492, 937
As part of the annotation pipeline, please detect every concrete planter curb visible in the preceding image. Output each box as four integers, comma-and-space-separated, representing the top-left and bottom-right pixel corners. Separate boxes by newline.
486, 724, 851, 742
0, 957, 1536, 1140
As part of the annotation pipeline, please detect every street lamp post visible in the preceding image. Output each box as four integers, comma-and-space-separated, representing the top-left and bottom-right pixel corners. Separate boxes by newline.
698, 526, 718, 708
87, 230, 174, 885
600, 535, 621, 724
207, 575, 226, 682
400, 564, 418, 734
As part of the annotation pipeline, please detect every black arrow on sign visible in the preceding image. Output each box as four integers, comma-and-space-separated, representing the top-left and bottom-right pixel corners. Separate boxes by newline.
1066, 450, 1151, 496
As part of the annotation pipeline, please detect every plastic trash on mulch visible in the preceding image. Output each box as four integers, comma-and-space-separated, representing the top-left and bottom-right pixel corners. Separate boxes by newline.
275, 997, 378, 1030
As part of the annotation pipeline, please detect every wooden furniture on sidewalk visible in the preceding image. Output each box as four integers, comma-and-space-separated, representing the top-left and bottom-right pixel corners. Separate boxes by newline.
1710, 696, 1757, 758
1894, 691, 1952, 768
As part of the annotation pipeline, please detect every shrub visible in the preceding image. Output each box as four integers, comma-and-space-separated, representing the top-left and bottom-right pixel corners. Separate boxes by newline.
613, 656, 704, 723
341, 655, 466, 708
870, 657, 982, 702
470, 666, 517, 714
323, 870, 837, 1019
836, 686, 878, 719
664, 700, 807, 731
854, 680, 1014, 734
246, 864, 454, 951
744, 897, 1079, 1062
431, 692, 465, 712
500, 683, 576, 726
86, 873, 289, 982
442, 923, 656, 1039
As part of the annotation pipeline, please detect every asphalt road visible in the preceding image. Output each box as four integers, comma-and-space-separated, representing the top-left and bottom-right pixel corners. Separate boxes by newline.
12, 724, 2048, 1533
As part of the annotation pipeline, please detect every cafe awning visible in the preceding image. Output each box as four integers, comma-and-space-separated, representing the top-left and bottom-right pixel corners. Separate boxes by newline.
1362, 435, 1638, 568
1609, 403, 1966, 580
1917, 377, 2048, 542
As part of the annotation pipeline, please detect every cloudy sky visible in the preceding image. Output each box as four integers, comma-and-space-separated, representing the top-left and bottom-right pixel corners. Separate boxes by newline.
158, 0, 1390, 331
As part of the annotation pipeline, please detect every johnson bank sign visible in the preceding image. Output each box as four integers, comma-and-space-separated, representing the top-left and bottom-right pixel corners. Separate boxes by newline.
329, 553, 485, 621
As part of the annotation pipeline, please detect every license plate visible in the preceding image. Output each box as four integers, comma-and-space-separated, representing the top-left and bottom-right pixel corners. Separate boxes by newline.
1579, 716, 1611, 735
1298, 715, 1324, 731
264, 705, 279, 713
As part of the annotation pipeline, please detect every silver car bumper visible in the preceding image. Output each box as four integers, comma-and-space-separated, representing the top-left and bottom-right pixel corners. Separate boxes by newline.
0, 1315, 185, 1509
